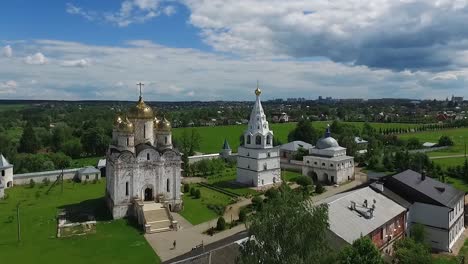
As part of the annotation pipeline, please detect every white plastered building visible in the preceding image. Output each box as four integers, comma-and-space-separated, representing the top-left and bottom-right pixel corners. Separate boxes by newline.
0, 154, 13, 199
236, 86, 281, 187
106, 94, 182, 219
302, 126, 355, 184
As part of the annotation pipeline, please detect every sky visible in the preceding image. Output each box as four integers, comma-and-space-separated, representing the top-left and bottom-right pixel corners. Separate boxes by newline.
1, 0, 468, 101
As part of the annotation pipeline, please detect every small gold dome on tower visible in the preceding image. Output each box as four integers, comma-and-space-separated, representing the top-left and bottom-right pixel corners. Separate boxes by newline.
117, 117, 134, 133
255, 87, 262, 96
154, 117, 160, 126
127, 96, 154, 120
158, 116, 171, 131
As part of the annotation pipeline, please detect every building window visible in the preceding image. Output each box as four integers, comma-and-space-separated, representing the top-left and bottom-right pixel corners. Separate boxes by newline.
125, 182, 129, 196
147, 153, 150, 160
126, 138, 129, 146
322, 163, 325, 166
256, 135, 262, 145
167, 179, 170, 192
264, 163, 267, 170
165, 136, 168, 144
283, 152, 287, 158
266, 135, 271, 145
1, 170, 4, 176
86, 175, 89, 180
247, 135, 251, 144
330, 164, 333, 167
314, 161, 317, 165
267, 152, 271, 157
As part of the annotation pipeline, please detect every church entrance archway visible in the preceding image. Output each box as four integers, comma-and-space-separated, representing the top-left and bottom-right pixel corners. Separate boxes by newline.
308, 171, 318, 183
144, 187, 153, 201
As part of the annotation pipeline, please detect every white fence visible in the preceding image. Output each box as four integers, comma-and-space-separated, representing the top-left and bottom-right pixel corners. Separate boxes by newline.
14, 168, 81, 185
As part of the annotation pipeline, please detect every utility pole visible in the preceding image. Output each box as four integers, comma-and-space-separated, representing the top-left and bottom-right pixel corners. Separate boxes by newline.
61, 168, 64, 194
16, 202, 21, 242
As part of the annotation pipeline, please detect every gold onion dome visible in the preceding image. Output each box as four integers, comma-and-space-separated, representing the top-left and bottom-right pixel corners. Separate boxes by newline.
158, 116, 171, 131
154, 117, 160, 126
114, 115, 123, 126
127, 96, 154, 120
255, 87, 262, 96
117, 117, 134, 133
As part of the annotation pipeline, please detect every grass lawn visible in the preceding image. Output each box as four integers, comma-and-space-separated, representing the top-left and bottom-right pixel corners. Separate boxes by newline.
444, 176, 468, 193
432, 157, 467, 168
71, 156, 103, 168
282, 170, 302, 182
206, 168, 258, 197
0, 180, 160, 264
399, 127, 468, 157
180, 186, 233, 225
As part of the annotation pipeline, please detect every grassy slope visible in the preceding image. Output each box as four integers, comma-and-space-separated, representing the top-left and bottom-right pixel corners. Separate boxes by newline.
399, 128, 468, 157
0, 181, 159, 264
180, 186, 232, 225
432, 157, 467, 168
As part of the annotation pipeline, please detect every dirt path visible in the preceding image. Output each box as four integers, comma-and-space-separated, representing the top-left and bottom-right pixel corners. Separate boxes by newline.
429, 154, 467, 159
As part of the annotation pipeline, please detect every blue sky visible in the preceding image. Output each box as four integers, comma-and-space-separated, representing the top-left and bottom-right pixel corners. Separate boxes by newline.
0, 0, 468, 101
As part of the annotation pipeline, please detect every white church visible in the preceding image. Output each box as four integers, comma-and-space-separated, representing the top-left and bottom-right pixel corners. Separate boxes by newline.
106, 91, 182, 219
302, 125, 355, 185
236, 86, 281, 187
0, 154, 13, 199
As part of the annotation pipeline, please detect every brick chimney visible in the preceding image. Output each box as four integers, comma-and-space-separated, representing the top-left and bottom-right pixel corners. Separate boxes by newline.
421, 170, 426, 181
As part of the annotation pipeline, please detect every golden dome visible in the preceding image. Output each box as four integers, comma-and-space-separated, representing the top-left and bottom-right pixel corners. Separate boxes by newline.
127, 96, 154, 120
158, 116, 171, 131
114, 115, 123, 126
255, 87, 261, 96
117, 117, 134, 133
154, 117, 160, 126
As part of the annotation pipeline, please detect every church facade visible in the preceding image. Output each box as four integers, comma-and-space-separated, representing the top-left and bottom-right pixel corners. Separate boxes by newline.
106, 94, 182, 219
302, 126, 355, 185
236, 86, 281, 187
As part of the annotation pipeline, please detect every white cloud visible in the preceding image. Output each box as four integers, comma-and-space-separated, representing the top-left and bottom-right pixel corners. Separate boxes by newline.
431, 73, 458, 81
67, 0, 175, 27
2, 45, 12, 57
0, 39, 466, 100
24, 52, 47, 65
0, 80, 17, 94
61, 59, 90, 67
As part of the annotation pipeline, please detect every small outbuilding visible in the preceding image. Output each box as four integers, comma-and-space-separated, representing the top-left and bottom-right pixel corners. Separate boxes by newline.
76, 166, 101, 182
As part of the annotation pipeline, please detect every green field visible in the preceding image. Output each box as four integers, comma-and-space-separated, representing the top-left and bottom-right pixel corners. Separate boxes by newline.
173, 121, 423, 154
399, 128, 468, 157
432, 157, 467, 168
180, 186, 233, 225
282, 170, 302, 182
0, 181, 159, 264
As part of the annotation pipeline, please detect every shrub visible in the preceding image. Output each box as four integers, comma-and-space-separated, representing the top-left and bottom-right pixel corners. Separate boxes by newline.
29, 179, 35, 188
195, 189, 201, 199
252, 196, 264, 211
315, 182, 325, 194
82, 180, 88, 185
239, 208, 247, 222
42, 178, 50, 186
438, 135, 454, 146
92, 179, 98, 184
295, 175, 313, 187
184, 183, 190, 193
207, 204, 225, 215
265, 188, 280, 200
216, 216, 226, 231
190, 187, 196, 196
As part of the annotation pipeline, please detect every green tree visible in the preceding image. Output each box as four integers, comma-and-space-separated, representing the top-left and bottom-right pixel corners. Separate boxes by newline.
48, 152, 72, 169
216, 216, 226, 231
195, 189, 201, 199
18, 122, 40, 153
251, 196, 264, 212
287, 119, 318, 144
183, 183, 190, 193
393, 238, 431, 264
177, 128, 201, 156
438, 135, 454, 146
410, 223, 425, 244
294, 147, 309, 161
337, 236, 384, 264
406, 137, 421, 150
62, 138, 83, 159
237, 186, 332, 264
81, 127, 110, 156
238, 208, 247, 222
295, 175, 312, 187
315, 182, 325, 194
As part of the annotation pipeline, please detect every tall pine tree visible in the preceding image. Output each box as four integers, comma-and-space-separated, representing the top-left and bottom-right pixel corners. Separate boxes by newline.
18, 122, 40, 153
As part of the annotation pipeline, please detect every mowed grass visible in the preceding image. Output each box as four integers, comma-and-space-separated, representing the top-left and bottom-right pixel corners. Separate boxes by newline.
180, 186, 232, 225
282, 170, 303, 182
445, 176, 468, 193
173, 121, 422, 154
399, 127, 468, 157
0, 180, 160, 264
206, 168, 258, 196
432, 157, 467, 168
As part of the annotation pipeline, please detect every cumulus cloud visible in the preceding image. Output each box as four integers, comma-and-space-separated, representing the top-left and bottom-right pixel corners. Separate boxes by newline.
61, 59, 90, 67
0, 80, 17, 94
0, 39, 466, 100
67, 0, 176, 27
24, 52, 47, 65
2, 45, 12, 57
183, 0, 468, 71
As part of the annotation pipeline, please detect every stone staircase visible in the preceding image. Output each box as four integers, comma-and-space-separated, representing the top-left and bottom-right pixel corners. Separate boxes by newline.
142, 202, 172, 233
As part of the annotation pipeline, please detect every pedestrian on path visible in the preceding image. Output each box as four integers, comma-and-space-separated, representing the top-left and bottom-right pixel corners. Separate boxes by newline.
173, 240, 176, 250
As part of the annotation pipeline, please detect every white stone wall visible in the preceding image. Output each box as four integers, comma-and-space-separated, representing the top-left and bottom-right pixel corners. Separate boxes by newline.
1, 166, 13, 188
13, 168, 81, 185
237, 146, 281, 187
302, 156, 354, 184
131, 119, 154, 145
156, 131, 172, 149
117, 133, 134, 152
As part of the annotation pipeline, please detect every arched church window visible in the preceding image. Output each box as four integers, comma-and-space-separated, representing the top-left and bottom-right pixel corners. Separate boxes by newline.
256, 135, 262, 145
144, 124, 146, 138
247, 135, 251, 144
322, 163, 325, 166
126, 138, 129, 146
263, 163, 267, 170
257, 126, 260, 129
125, 182, 129, 196
166, 179, 170, 192
266, 135, 271, 145
147, 153, 150, 160
165, 136, 168, 144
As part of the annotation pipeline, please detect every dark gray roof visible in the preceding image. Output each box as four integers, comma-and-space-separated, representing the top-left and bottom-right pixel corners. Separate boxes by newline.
0, 154, 13, 169
390, 170, 464, 208
280, 141, 313, 152
222, 139, 231, 150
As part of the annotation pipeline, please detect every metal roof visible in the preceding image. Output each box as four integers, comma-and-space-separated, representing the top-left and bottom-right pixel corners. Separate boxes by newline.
0, 154, 13, 169
390, 170, 464, 208
222, 139, 231, 150
280, 141, 313, 151
78, 166, 100, 175
319, 187, 406, 244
